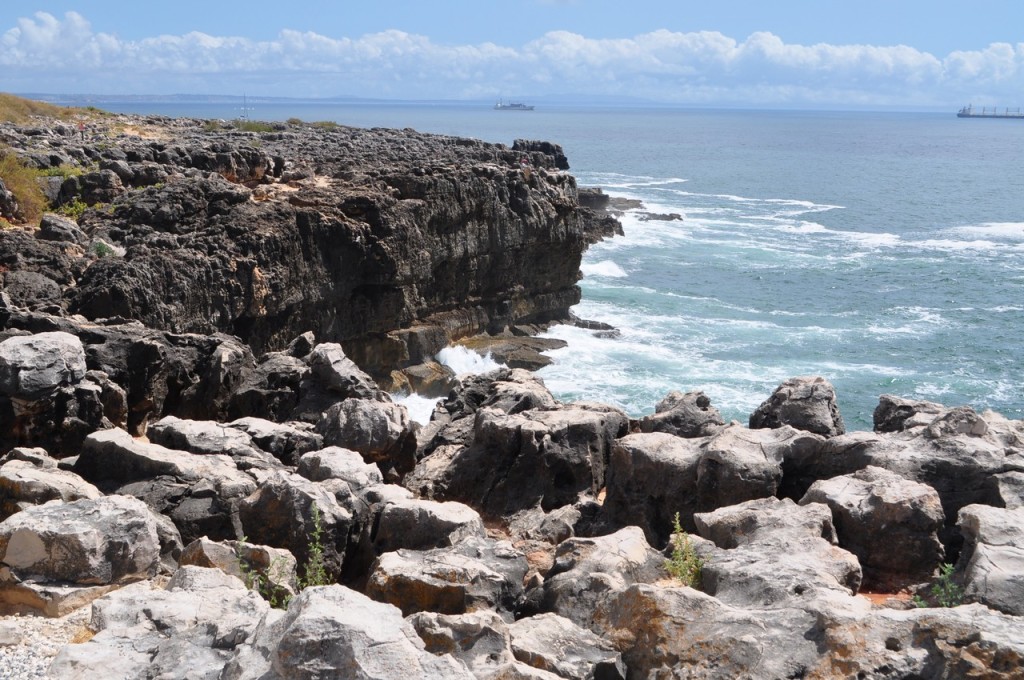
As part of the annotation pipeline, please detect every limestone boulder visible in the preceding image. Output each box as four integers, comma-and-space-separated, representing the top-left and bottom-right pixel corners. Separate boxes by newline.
409, 610, 517, 677
508, 613, 625, 680
989, 471, 1024, 509
228, 352, 309, 423
0, 458, 101, 520
800, 465, 944, 590
307, 342, 382, 400
226, 416, 323, 466
179, 537, 299, 605
149, 415, 282, 471
50, 567, 269, 680
749, 375, 845, 437
637, 390, 724, 438
539, 526, 665, 629
316, 398, 417, 477
371, 498, 486, 554
0, 331, 86, 399
873, 394, 946, 432
694, 497, 862, 607
0, 495, 159, 585
603, 432, 704, 544
957, 504, 1024, 615
221, 585, 475, 680
296, 446, 383, 490
366, 537, 528, 617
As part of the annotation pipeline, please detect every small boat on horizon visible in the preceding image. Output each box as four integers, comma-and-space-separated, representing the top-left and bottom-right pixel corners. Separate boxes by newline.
494, 99, 534, 111
957, 104, 1024, 119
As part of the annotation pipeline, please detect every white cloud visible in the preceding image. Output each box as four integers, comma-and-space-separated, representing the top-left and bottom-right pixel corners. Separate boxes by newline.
2, 11, 1023, 107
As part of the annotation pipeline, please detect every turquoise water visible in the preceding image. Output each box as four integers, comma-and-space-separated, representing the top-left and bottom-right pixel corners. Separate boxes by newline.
97, 101, 1024, 429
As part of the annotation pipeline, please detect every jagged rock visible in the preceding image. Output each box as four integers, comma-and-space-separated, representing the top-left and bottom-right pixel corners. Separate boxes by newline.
800, 465, 945, 591
507, 505, 581, 546
228, 352, 309, 422
410, 610, 520, 677
508, 613, 625, 680
0, 331, 86, 398
366, 536, 528, 617
637, 390, 724, 438
0, 458, 101, 520
49, 567, 269, 680
957, 504, 1024, 615
238, 470, 355, 581
0, 446, 55, 468
694, 497, 862, 607
371, 498, 486, 554
749, 375, 846, 437
221, 585, 475, 679
37, 213, 88, 245
603, 432, 704, 543
296, 446, 383, 489
316, 398, 417, 477
180, 537, 298, 604
409, 405, 626, 517
0, 495, 159, 585
148, 415, 282, 471
873, 394, 946, 432
308, 342, 382, 400
539, 526, 665, 628
989, 470, 1024, 509
226, 417, 323, 466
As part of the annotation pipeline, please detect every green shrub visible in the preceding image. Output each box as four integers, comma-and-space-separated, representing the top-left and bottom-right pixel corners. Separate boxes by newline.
665, 512, 704, 587
286, 117, 304, 126
39, 164, 85, 178
202, 120, 222, 132
91, 241, 116, 258
56, 199, 88, 221
236, 537, 293, 609
233, 119, 276, 133
311, 120, 339, 130
913, 563, 964, 608
300, 502, 330, 589
0, 149, 46, 224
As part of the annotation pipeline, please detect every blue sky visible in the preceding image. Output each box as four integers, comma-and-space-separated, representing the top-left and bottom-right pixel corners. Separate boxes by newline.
3, 1, 1023, 108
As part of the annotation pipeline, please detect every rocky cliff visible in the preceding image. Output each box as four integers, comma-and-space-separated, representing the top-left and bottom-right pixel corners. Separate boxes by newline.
1, 115, 593, 383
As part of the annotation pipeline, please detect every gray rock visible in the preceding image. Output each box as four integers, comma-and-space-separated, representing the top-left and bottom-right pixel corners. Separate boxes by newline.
227, 416, 323, 466
366, 537, 528, 617
989, 470, 1024, 509
0, 331, 86, 398
540, 526, 665, 629
0, 495, 159, 585
296, 446, 383, 489
603, 432, 704, 544
317, 398, 417, 476
180, 536, 298, 604
221, 585, 475, 679
308, 342, 382, 400
0, 458, 101, 520
873, 394, 946, 432
957, 504, 1024, 615
149, 415, 282, 471
37, 212, 88, 245
749, 375, 845, 437
638, 390, 724, 438
372, 498, 486, 553
509, 613, 624, 680
409, 610, 517, 676
800, 465, 944, 591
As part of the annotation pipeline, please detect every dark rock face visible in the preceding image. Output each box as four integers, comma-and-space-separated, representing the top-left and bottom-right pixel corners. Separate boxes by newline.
750, 375, 846, 437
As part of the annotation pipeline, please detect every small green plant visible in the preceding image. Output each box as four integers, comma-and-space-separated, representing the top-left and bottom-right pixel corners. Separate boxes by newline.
0, 149, 47, 224
300, 501, 330, 589
913, 563, 964, 608
665, 512, 704, 587
56, 198, 88, 220
91, 240, 116, 258
236, 537, 293, 609
286, 117, 304, 126
234, 119, 276, 133
39, 164, 84, 178
202, 120, 222, 132
311, 120, 339, 130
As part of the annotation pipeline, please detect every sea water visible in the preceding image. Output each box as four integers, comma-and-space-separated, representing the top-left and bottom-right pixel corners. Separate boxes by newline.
94, 101, 1024, 430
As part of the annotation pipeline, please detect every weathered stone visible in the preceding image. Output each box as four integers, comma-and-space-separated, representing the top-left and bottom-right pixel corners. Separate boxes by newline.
873, 394, 946, 432
750, 375, 845, 437
0, 331, 86, 398
308, 342, 382, 400
957, 504, 1024, 615
226, 416, 323, 466
800, 465, 945, 591
409, 610, 517, 676
508, 613, 625, 680
366, 537, 528, 617
316, 398, 417, 476
221, 585, 475, 679
296, 446, 383, 490
149, 415, 281, 471
180, 536, 298, 604
989, 470, 1024, 509
37, 212, 88, 245
603, 432, 704, 544
539, 526, 665, 629
0, 495, 159, 585
372, 498, 486, 554
638, 390, 725, 438
0, 458, 101, 520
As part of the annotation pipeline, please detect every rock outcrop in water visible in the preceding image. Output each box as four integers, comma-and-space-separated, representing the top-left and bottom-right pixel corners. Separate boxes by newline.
0, 111, 1022, 679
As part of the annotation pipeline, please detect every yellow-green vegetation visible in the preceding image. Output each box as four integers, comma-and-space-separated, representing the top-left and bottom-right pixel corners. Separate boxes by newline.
56, 198, 89, 221
310, 120, 339, 130
202, 119, 223, 132
234, 119, 276, 133
0, 93, 76, 123
665, 512, 704, 587
300, 501, 330, 589
39, 164, 86, 178
236, 537, 294, 609
286, 117, 304, 126
0, 148, 47, 224
913, 563, 964, 608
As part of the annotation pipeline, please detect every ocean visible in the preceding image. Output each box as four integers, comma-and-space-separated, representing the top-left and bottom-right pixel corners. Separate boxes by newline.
95, 100, 1024, 430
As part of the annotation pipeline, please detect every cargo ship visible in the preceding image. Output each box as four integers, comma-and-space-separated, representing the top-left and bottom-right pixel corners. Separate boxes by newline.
957, 105, 1024, 119
494, 99, 534, 111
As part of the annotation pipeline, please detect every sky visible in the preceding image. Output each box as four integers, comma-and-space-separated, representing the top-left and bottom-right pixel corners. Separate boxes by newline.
2, 1, 1023, 109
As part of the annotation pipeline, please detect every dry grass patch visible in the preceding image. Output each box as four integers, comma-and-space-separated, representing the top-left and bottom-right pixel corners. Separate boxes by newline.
69, 626, 97, 644
0, 148, 46, 224
0, 93, 96, 124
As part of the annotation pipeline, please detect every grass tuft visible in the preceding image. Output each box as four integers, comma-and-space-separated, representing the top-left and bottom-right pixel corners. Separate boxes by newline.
0, 148, 47, 224
665, 512, 704, 587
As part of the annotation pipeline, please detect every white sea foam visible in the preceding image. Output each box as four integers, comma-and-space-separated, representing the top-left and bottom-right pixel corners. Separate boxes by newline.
952, 222, 1024, 241
580, 260, 628, 278
392, 392, 441, 425
436, 346, 505, 376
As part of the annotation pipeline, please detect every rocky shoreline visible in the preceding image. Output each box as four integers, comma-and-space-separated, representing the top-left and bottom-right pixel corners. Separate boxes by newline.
0, 111, 1022, 679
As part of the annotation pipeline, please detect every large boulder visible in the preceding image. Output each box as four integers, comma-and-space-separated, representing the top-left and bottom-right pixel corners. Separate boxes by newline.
148, 415, 282, 471
749, 375, 845, 437
0, 331, 86, 399
957, 504, 1024, 615
0, 458, 101, 520
316, 398, 417, 477
603, 432, 704, 543
508, 613, 625, 680
0, 495, 159, 585
221, 585, 475, 679
370, 498, 486, 554
409, 610, 520, 677
800, 465, 945, 591
295, 446, 383, 490
49, 567, 269, 680
637, 390, 724, 438
226, 417, 323, 466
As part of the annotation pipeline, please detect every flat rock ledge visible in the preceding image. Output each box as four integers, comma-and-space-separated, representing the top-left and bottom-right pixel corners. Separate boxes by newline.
0, 111, 1021, 679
